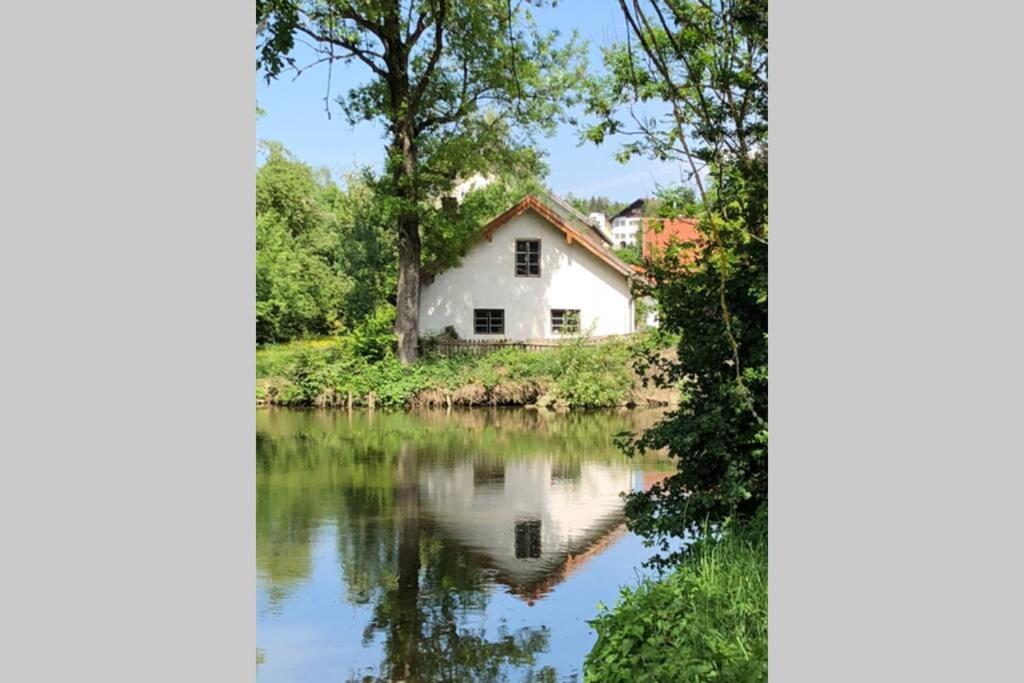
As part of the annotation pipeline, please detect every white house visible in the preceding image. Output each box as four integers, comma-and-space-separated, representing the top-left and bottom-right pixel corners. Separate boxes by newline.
419, 194, 639, 341
587, 211, 612, 241
609, 198, 646, 247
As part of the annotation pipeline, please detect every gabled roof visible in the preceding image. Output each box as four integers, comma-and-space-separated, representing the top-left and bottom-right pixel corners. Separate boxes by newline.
611, 198, 646, 220
534, 191, 613, 247
480, 195, 636, 278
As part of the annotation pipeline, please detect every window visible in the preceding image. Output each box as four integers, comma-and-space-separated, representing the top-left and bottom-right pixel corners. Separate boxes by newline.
515, 239, 541, 276
551, 309, 580, 334
473, 309, 504, 335
514, 520, 542, 559
474, 462, 505, 487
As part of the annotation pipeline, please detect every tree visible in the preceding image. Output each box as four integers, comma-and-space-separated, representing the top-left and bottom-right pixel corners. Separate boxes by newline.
583, 0, 767, 565
645, 185, 700, 218
564, 193, 626, 217
257, 142, 404, 344
257, 0, 585, 363
256, 142, 353, 343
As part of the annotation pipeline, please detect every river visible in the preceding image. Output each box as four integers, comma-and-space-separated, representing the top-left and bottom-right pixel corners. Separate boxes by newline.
256, 407, 674, 682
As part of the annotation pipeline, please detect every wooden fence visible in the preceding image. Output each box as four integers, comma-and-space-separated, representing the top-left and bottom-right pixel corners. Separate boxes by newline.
418, 333, 641, 358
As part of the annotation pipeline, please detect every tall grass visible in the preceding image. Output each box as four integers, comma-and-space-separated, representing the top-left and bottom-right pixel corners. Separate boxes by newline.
584, 511, 767, 683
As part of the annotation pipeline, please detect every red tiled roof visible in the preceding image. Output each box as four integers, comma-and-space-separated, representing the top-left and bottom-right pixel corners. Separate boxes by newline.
642, 217, 704, 263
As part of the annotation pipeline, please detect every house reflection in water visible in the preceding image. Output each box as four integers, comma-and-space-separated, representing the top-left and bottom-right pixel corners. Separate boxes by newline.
419, 458, 638, 601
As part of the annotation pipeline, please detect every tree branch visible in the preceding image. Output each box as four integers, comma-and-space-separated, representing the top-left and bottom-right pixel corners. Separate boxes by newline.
410, 0, 448, 111
294, 24, 388, 77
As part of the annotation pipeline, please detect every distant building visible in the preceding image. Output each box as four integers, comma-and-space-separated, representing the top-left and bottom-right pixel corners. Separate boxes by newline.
609, 198, 646, 247
587, 212, 611, 242
642, 216, 703, 263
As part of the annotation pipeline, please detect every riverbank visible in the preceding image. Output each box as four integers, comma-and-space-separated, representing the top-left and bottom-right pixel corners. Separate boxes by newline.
256, 332, 680, 409
584, 511, 768, 682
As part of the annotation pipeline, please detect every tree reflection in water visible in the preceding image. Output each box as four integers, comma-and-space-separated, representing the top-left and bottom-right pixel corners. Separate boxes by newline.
351, 444, 554, 682
257, 408, 669, 681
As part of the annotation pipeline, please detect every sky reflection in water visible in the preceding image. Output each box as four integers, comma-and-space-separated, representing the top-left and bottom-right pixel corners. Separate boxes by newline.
257, 408, 676, 682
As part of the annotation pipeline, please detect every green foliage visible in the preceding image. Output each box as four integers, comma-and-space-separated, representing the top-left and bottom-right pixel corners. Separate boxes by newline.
613, 245, 642, 266
647, 185, 701, 219
584, 512, 767, 683
256, 143, 397, 343
256, 333, 662, 409
257, 1, 588, 359
582, 0, 769, 560
280, 345, 337, 404
550, 333, 635, 408
327, 170, 397, 326
256, 144, 351, 342
623, 228, 767, 561
348, 302, 397, 362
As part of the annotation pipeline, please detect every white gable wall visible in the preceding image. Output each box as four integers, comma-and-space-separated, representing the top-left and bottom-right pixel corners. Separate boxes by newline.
419, 210, 634, 340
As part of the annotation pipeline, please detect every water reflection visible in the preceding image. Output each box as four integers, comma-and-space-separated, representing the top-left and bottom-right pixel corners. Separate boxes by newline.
421, 458, 633, 602
257, 408, 671, 682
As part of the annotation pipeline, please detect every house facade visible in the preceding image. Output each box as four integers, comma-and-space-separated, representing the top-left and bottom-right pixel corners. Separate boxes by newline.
419, 194, 638, 341
609, 198, 646, 247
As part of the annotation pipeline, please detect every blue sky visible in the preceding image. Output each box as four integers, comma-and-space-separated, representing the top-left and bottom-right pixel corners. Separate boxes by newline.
256, 0, 685, 203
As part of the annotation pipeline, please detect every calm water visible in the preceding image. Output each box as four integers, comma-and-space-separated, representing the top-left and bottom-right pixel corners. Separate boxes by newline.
257, 408, 674, 682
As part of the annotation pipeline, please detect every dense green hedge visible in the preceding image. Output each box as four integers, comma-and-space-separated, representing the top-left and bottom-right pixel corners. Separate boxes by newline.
584, 512, 767, 683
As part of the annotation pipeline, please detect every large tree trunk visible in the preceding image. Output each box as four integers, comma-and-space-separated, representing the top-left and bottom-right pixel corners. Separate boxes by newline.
395, 212, 421, 365
393, 120, 421, 365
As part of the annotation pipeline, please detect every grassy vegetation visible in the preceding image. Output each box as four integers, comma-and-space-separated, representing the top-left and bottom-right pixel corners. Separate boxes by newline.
256, 331, 676, 409
584, 511, 768, 683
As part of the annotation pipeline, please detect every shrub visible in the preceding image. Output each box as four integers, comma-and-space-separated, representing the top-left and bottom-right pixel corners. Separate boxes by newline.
348, 302, 396, 362
551, 335, 635, 407
584, 513, 767, 683
256, 331, 670, 408
282, 346, 335, 404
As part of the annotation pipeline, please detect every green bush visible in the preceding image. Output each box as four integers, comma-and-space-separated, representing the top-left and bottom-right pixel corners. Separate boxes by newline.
552, 335, 634, 407
348, 302, 396, 362
584, 513, 767, 683
256, 332, 667, 408
281, 346, 335, 404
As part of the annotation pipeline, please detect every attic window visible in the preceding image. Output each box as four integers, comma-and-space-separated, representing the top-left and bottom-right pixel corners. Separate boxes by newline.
515, 239, 541, 277
551, 309, 580, 334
